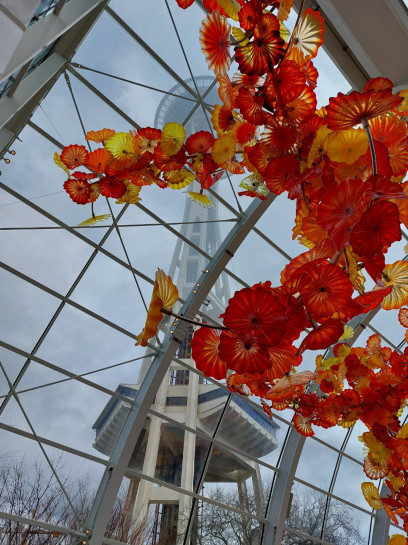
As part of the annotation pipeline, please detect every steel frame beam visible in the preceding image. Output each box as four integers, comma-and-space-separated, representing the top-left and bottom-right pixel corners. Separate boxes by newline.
371, 484, 391, 545
262, 426, 305, 544
0, 0, 109, 157
0, 0, 106, 84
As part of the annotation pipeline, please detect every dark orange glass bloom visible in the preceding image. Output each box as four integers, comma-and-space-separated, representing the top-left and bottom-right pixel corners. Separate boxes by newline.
265, 154, 299, 195
175, 0, 194, 8
326, 89, 403, 130
299, 319, 344, 352
294, 413, 314, 436
389, 136, 408, 176
63, 179, 90, 204
72, 171, 96, 180
85, 148, 109, 174
238, 2, 256, 31
221, 287, 287, 346
191, 327, 227, 380
280, 85, 317, 124
237, 88, 266, 125
98, 177, 127, 198
350, 200, 401, 257
299, 262, 353, 316
266, 60, 306, 105
186, 131, 214, 154
234, 33, 285, 76
253, 12, 280, 39
200, 11, 231, 75
366, 174, 406, 201
262, 120, 301, 155
317, 178, 368, 249
153, 144, 186, 172
134, 127, 162, 155
61, 145, 89, 170
369, 115, 407, 148
219, 330, 272, 374
265, 343, 302, 380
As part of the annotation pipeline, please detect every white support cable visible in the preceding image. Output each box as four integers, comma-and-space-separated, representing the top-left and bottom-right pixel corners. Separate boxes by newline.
0, 353, 156, 400
0, 340, 137, 404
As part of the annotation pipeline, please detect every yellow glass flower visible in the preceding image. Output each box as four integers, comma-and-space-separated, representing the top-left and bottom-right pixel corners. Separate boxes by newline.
161, 122, 186, 156
326, 128, 368, 164
211, 134, 236, 165
307, 125, 332, 167
382, 261, 408, 310
361, 482, 382, 510
185, 191, 214, 208
54, 152, 71, 177
388, 535, 407, 545
360, 432, 391, 464
105, 132, 136, 167
115, 181, 142, 204
165, 169, 195, 189
217, 0, 240, 20
78, 214, 111, 226
136, 269, 179, 347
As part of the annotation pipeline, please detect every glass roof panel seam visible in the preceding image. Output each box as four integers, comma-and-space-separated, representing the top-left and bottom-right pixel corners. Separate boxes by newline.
0, 421, 109, 467
0, 201, 130, 417
0, 181, 157, 286
0, 340, 136, 402
67, 65, 142, 130
0, 261, 138, 340
105, 6, 200, 101
0, 358, 82, 523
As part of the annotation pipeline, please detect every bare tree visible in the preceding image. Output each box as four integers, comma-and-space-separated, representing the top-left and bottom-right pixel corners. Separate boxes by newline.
185, 484, 365, 545
0, 455, 150, 545
283, 488, 366, 545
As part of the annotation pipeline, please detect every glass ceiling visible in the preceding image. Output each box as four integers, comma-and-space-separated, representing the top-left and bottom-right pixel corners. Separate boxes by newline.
0, 1, 407, 544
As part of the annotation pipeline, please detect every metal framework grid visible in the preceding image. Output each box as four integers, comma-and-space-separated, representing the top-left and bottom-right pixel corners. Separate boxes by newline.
1, 1, 408, 544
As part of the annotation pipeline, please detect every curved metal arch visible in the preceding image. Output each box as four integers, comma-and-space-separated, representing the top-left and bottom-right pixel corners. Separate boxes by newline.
262, 423, 305, 544
84, 193, 277, 545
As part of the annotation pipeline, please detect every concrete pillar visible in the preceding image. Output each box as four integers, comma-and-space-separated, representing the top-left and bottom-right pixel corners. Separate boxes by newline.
131, 369, 170, 537
178, 364, 199, 540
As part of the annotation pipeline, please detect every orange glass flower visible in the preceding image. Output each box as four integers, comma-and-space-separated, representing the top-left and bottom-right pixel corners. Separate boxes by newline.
221, 286, 287, 346
218, 330, 272, 374
200, 11, 231, 74
326, 89, 403, 130
191, 327, 227, 380
299, 262, 353, 316
63, 179, 90, 204
350, 200, 401, 257
61, 145, 89, 170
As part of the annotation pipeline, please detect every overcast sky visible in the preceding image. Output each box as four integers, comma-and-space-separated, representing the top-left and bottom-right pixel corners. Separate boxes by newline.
0, 0, 405, 540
